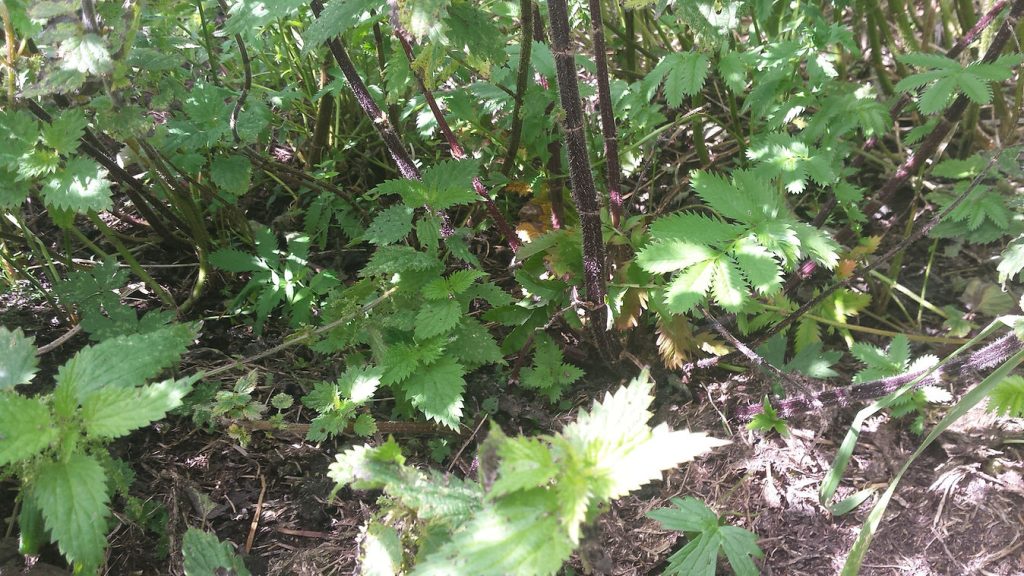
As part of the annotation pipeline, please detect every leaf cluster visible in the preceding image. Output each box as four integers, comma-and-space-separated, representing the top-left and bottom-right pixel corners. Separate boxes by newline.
0, 324, 196, 572
329, 371, 729, 575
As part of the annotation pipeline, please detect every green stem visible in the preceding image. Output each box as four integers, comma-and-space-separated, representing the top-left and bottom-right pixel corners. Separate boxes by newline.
88, 213, 178, 310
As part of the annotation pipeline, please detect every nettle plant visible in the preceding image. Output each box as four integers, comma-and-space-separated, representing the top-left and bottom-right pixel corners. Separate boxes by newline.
331, 371, 728, 576
311, 159, 509, 429
0, 324, 196, 573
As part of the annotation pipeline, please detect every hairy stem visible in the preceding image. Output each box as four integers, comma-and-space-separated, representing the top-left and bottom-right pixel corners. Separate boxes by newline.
547, 0, 618, 359
501, 0, 534, 177
386, 1, 519, 250
587, 0, 624, 229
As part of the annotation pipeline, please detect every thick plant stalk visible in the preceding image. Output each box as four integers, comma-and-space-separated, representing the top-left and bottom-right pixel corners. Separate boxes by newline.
310, 1, 418, 180
587, 0, 624, 229
308, 0, 455, 235
385, 1, 520, 251
737, 331, 1024, 420
547, 0, 618, 359
500, 0, 534, 177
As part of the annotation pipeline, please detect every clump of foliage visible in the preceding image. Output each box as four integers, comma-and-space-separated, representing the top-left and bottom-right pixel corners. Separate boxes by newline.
330, 371, 728, 575
647, 496, 763, 576
0, 324, 196, 573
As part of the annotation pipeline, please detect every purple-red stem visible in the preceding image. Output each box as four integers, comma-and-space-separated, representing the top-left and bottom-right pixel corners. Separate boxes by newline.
588, 0, 623, 229
547, 0, 618, 359
387, 1, 520, 251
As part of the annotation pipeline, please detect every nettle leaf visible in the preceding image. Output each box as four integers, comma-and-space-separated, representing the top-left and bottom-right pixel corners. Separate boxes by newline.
363, 204, 415, 245
520, 335, 584, 402
338, 364, 383, 403
303, 0, 384, 52
403, 357, 466, 429
329, 439, 483, 521
81, 376, 196, 439
648, 52, 711, 107
33, 453, 111, 572
55, 324, 194, 403
489, 431, 559, 498
361, 245, 441, 277
0, 326, 38, 389
414, 299, 462, 340
0, 167, 31, 208
413, 490, 574, 576
41, 108, 87, 155
419, 159, 480, 210
209, 154, 252, 197
561, 371, 729, 500
399, 0, 452, 42
182, 528, 252, 576
450, 317, 504, 370
224, 0, 306, 40
41, 157, 112, 214
0, 394, 57, 466
58, 33, 112, 75
997, 235, 1024, 287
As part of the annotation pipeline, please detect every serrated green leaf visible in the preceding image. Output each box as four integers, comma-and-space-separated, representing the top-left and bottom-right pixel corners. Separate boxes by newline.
210, 154, 252, 197
41, 157, 112, 213
956, 72, 993, 105
41, 108, 87, 155
562, 372, 729, 500
0, 326, 38, 389
420, 159, 480, 210
33, 453, 111, 572
59, 33, 112, 75
364, 204, 415, 245
303, 0, 384, 52
361, 245, 440, 277
361, 522, 402, 576
55, 324, 194, 403
650, 52, 710, 107
0, 166, 31, 208
520, 335, 584, 402
647, 497, 718, 532
636, 240, 715, 274
649, 212, 741, 246
338, 364, 383, 403
690, 170, 756, 222
81, 376, 195, 439
414, 299, 462, 340
733, 243, 781, 295
182, 528, 252, 576
450, 317, 504, 370
0, 394, 57, 466
413, 491, 574, 576
663, 259, 716, 313
918, 75, 958, 114
490, 431, 559, 498
353, 412, 377, 436
211, 248, 263, 275
711, 258, 748, 311
403, 357, 465, 428
997, 236, 1024, 287
717, 50, 747, 93
897, 52, 961, 70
